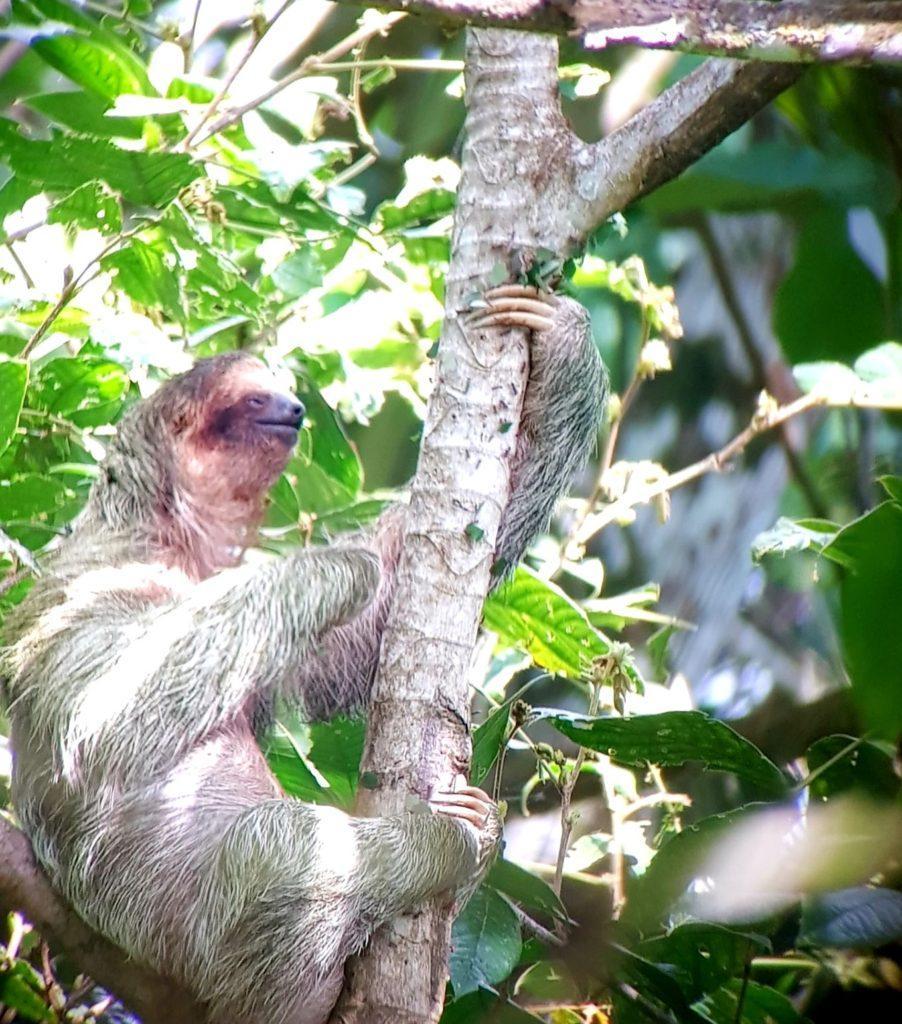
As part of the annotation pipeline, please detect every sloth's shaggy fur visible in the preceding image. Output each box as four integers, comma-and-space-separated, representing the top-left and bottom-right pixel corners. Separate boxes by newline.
2, 295, 605, 1024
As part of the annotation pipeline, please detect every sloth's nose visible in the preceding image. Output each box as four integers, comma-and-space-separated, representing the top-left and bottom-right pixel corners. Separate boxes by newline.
270, 394, 304, 427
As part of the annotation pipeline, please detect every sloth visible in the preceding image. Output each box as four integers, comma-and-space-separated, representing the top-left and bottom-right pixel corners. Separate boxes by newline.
1, 286, 606, 1024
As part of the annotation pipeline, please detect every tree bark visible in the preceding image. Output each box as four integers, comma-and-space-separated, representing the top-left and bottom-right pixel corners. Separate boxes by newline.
331, 29, 802, 1024
335, 0, 902, 65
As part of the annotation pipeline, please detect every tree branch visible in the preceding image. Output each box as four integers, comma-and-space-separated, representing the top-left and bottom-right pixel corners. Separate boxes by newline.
0, 817, 203, 1024
571, 386, 902, 546
339, 0, 902, 65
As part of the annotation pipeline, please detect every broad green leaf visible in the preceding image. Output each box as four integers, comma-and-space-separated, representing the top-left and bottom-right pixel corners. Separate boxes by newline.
14, 0, 155, 101
0, 120, 200, 207
0, 360, 28, 455
878, 475, 902, 503
160, 206, 262, 320
441, 990, 543, 1023
800, 886, 902, 948
822, 502, 902, 738
484, 567, 640, 685
693, 979, 804, 1024
26, 90, 144, 139
0, 174, 40, 222
266, 474, 301, 528
807, 736, 900, 802
486, 858, 568, 922
450, 886, 522, 995
751, 517, 839, 560
540, 710, 786, 797
640, 924, 768, 1001
621, 805, 760, 934
774, 208, 885, 363
513, 959, 580, 1000
471, 702, 510, 785
262, 724, 331, 806
0, 474, 68, 521
378, 186, 456, 231
48, 180, 122, 234
0, 963, 54, 1023
613, 944, 711, 1024
306, 716, 365, 809
34, 356, 129, 420
102, 239, 183, 321
272, 247, 324, 297
290, 387, 362, 515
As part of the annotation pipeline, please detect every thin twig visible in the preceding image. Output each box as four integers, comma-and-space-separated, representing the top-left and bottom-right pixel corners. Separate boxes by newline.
183, 0, 204, 71
693, 215, 829, 518
194, 11, 406, 147
83, 0, 168, 40
571, 387, 898, 547
21, 226, 143, 359
180, 0, 294, 151
553, 683, 601, 895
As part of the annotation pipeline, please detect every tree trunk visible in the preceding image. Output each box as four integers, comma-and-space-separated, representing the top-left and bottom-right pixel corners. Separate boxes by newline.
332, 28, 577, 1024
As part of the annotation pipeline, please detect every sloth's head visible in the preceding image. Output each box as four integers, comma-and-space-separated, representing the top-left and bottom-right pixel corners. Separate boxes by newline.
156, 353, 304, 502
93, 353, 305, 573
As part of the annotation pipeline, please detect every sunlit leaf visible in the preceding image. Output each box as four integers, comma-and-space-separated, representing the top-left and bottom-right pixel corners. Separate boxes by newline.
540, 711, 786, 796
0, 360, 28, 455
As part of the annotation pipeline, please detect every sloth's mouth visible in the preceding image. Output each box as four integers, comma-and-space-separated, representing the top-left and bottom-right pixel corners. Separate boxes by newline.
256, 417, 302, 444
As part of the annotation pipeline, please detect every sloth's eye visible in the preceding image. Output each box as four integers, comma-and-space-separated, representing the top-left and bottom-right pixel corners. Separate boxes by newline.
244, 395, 267, 410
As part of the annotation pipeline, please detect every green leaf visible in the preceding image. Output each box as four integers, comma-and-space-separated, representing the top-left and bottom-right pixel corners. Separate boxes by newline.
486, 858, 568, 922
0, 174, 40, 223
879, 475, 902, 503
621, 806, 760, 934
800, 886, 902, 948
290, 387, 362, 515
640, 924, 768, 1001
306, 716, 365, 809
540, 711, 786, 797
48, 180, 122, 234
378, 186, 455, 231
0, 120, 200, 207
273, 247, 324, 297
0, 359, 28, 455
34, 356, 129, 422
441, 990, 543, 1023
471, 702, 510, 785
692, 978, 804, 1024
751, 517, 839, 560
450, 886, 522, 995
262, 724, 331, 806
0, 963, 54, 1023
14, 0, 155, 101
613, 944, 711, 1024
484, 567, 640, 685
822, 502, 902, 738
774, 208, 885, 363
806, 736, 900, 802
102, 239, 183, 321
0, 474, 68, 521
26, 90, 144, 139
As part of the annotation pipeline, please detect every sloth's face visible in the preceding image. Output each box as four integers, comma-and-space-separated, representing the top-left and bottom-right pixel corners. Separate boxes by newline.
166, 354, 305, 504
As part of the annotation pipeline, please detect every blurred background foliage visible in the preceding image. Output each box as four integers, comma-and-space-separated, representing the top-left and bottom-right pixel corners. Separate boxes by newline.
0, 2, 900, 1023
